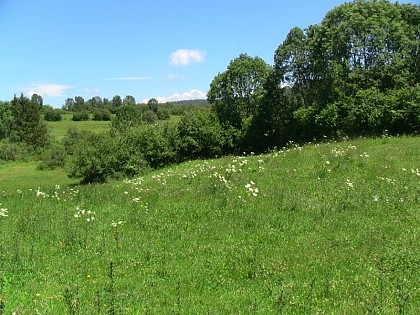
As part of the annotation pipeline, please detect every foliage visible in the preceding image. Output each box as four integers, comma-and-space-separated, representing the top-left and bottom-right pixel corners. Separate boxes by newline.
11, 94, 49, 149
124, 124, 177, 169
0, 139, 27, 161
72, 110, 90, 121
92, 108, 112, 121
43, 108, 63, 121
142, 110, 158, 124
111, 105, 142, 133
66, 132, 122, 183
37, 143, 67, 170
157, 107, 170, 120
123, 95, 136, 106
0, 101, 13, 140
208, 53, 271, 133
177, 110, 226, 160
147, 98, 159, 113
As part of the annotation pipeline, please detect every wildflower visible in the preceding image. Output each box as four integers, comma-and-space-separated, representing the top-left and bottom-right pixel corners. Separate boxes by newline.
0, 207, 8, 217
373, 195, 379, 202
346, 179, 354, 188
111, 220, 125, 227
245, 181, 259, 197
132, 197, 140, 203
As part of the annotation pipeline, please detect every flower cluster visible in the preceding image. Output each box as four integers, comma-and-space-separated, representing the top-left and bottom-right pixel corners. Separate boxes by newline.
36, 187, 49, 198
346, 179, 355, 188
111, 220, 125, 228
74, 206, 96, 222
0, 204, 8, 218
245, 180, 259, 197
213, 172, 231, 189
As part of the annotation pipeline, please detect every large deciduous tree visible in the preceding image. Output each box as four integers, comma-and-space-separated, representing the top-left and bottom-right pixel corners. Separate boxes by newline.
123, 95, 136, 106
208, 53, 271, 134
272, 0, 420, 138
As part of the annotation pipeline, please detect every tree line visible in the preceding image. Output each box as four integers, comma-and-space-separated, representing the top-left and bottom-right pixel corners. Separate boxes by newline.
208, 0, 419, 153
0, 0, 418, 183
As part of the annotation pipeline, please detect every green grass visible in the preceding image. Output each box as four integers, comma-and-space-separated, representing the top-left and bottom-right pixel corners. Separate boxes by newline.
0, 161, 77, 192
46, 114, 181, 140
46, 114, 112, 139
0, 136, 419, 313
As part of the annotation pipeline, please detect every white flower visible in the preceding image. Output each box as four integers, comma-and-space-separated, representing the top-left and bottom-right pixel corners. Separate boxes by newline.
0, 208, 8, 217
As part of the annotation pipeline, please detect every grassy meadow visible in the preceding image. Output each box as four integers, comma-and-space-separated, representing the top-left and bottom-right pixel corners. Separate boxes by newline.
46, 113, 180, 140
46, 113, 112, 140
0, 136, 419, 313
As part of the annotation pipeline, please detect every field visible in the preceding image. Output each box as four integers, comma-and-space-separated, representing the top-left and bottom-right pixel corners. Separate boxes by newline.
46, 114, 181, 140
0, 136, 419, 313
46, 114, 111, 140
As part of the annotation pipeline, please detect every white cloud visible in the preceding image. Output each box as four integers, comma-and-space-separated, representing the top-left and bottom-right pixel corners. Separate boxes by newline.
25, 83, 72, 97
165, 74, 186, 81
109, 76, 152, 81
169, 49, 206, 66
142, 89, 206, 103
83, 87, 100, 93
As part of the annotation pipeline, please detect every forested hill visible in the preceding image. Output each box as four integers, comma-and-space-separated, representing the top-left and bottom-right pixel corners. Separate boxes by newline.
166, 99, 208, 106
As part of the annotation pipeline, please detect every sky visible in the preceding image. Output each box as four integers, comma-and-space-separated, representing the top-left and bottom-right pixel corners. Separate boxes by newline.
0, 0, 415, 107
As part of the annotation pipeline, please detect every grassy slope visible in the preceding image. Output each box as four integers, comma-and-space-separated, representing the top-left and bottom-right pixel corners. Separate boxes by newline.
0, 136, 419, 313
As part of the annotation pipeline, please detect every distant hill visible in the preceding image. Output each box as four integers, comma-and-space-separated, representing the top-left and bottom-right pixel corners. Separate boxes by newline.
166, 99, 208, 106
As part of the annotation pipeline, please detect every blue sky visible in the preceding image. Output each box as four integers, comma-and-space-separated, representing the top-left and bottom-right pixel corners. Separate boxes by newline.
0, 0, 413, 107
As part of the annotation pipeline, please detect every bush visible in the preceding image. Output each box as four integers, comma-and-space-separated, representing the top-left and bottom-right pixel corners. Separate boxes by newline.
66, 132, 150, 183
44, 109, 62, 121
126, 124, 177, 169
111, 105, 142, 133
157, 108, 170, 120
37, 143, 66, 170
72, 110, 90, 121
177, 111, 225, 160
93, 109, 112, 121
63, 128, 92, 155
142, 110, 158, 124
0, 139, 27, 161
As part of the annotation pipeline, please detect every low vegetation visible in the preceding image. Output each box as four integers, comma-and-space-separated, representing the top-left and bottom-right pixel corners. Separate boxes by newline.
0, 136, 419, 313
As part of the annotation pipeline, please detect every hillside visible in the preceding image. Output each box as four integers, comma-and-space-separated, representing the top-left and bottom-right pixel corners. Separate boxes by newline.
0, 136, 419, 313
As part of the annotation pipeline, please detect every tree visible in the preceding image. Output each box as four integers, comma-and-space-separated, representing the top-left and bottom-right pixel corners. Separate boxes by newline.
74, 96, 85, 111
63, 98, 75, 111
270, 0, 420, 139
11, 94, 48, 148
208, 53, 271, 133
31, 94, 43, 107
87, 96, 103, 109
147, 98, 159, 113
111, 105, 142, 133
0, 101, 13, 140
111, 95, 122, 109
123, 95, 136, 106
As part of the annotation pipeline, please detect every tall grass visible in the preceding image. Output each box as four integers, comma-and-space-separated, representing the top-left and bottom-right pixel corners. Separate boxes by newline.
0, 136, 419, 313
